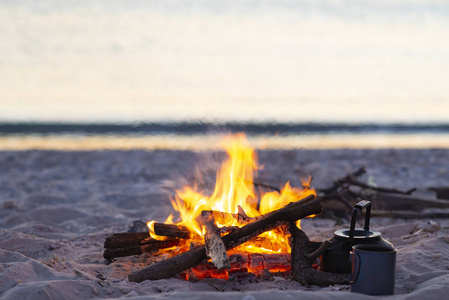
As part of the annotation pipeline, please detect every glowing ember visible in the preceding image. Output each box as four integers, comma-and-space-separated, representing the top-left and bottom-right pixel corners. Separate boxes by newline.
148, 133, 315, 255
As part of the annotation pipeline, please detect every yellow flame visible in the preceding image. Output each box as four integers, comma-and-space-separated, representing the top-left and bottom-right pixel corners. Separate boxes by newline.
167, 133, 315, 253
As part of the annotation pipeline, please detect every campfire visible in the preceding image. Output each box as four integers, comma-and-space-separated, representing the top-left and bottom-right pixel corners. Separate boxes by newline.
104, 133, 348, 285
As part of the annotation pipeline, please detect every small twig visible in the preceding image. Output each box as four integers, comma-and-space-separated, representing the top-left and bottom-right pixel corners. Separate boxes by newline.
318, 167, 366, 194
252, 181, 281, 193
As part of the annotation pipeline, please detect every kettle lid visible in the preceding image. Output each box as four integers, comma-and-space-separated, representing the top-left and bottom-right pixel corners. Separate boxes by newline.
334, 228, 381, 240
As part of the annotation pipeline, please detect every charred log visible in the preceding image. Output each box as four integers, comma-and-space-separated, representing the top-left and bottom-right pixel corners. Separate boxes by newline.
104, 232, 151, 249
153, 223, 191, 239
103, 238, 180, 260
289, 223, 349, 286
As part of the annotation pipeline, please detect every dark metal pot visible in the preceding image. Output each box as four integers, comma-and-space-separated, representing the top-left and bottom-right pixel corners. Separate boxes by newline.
320, 200, 394, 274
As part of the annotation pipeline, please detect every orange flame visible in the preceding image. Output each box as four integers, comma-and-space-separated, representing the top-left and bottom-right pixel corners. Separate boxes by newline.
165, 133, 315, 253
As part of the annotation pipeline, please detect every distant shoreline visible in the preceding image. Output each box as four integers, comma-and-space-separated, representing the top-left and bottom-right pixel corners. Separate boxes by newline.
1, 122, 449, 136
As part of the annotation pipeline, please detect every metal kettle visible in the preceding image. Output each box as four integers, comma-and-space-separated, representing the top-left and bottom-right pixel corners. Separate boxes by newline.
320, 200, 394, 274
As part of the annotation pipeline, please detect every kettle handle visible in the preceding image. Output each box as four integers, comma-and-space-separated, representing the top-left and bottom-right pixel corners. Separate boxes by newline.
349, 200, 371, 245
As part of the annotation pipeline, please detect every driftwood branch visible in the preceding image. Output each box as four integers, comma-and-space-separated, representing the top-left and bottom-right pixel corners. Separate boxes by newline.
289, 224, 349, 286
128, 194, 321, 282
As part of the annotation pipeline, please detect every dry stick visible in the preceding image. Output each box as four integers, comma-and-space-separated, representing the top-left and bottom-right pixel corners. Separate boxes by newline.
289, 223, 349, 286
201, 212, 230, 270
128, 194, 321, 282
103, 239, 180, 260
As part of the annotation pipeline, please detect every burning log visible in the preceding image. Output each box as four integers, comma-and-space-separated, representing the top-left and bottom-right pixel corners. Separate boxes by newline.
189, 253, 291, 280
201, 211, 230, 270
128, 194, 321, 282
289, 223, 349, 286
153, 223, 191, 239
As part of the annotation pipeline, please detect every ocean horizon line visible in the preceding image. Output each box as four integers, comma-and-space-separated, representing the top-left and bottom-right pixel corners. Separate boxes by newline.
1, 121, 449, 136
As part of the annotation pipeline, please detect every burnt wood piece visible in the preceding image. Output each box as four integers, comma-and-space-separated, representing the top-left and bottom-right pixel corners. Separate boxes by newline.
289, 223, 349, 286
103, 239, 180, 260
104, 232, 151, 249
428, 187, 449, 200
201, 212, 230, 270
128, 194, 321, 282
153, 223, 191, 239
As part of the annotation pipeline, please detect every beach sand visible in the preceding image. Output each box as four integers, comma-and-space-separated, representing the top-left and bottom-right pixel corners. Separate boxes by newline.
1, 149, 449, 299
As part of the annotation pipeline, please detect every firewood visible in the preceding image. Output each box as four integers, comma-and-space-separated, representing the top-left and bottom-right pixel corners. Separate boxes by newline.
201, 212, 230, 270
289, 223, 349, 286
103, 238, 181, 260
104, 232, 151, 249
153, 223, 191, 239
128, 194, 321, 282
